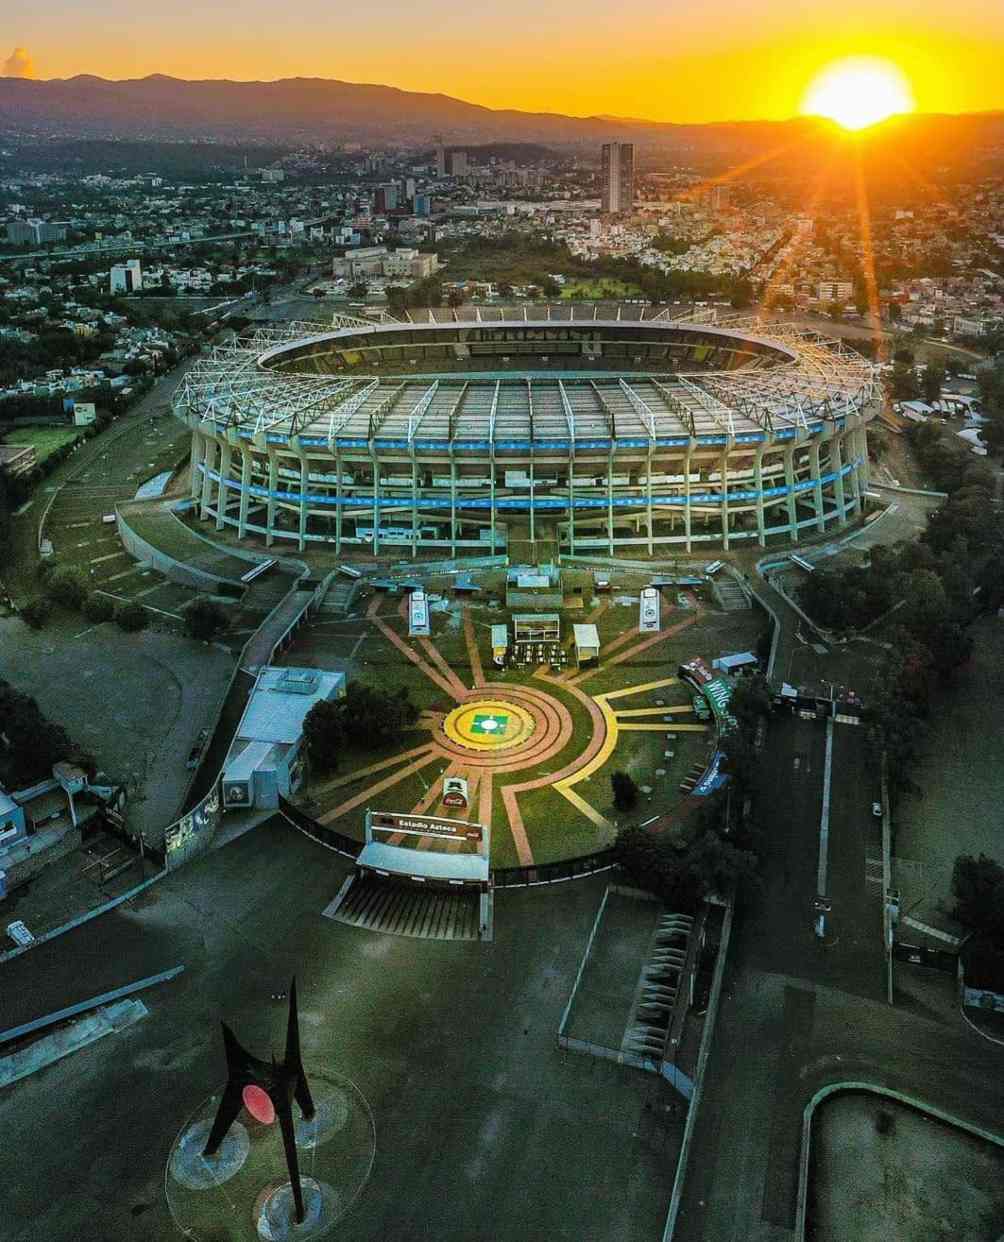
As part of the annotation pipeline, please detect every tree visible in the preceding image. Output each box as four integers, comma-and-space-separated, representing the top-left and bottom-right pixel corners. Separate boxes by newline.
183, 596, 229, 642
302, 698, 344, 774
952, 854, 1004, 941
890, 361, 919, 401
114, 600, 149, 632
45, 566, 89, 611
611, 770, 639, 812
728, 674, 771, 738
347, 281, 368, 299
921, 361, 946, 406
19, 596, 51, 629
83, 593, 115, 623
0, 679, 92, 786
302, 682, 420, 774
446, 288, 465, 308
540, 277, 561, 299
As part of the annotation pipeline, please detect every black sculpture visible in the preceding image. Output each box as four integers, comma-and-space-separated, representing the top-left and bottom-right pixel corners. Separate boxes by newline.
203, 978, 316, 1223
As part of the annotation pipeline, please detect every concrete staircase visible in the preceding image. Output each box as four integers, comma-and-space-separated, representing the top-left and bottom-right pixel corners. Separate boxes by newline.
712, 575, 752, 611
318, 576, 360, 618
329, 876, 482, 941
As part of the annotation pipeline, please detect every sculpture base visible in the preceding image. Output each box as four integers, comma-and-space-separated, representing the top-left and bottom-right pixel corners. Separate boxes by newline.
255, 1177, 340, 1240
165, 1070, 374, 1241
169, 1118, 250, 1189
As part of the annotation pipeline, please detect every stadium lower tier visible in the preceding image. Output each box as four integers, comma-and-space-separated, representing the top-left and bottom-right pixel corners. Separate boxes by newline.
186, 418, 871, 554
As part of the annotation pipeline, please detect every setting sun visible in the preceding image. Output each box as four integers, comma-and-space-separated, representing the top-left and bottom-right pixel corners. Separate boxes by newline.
801, 56, 915, 131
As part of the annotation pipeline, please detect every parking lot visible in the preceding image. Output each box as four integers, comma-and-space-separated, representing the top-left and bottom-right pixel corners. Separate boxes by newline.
0, 819, 681, 1242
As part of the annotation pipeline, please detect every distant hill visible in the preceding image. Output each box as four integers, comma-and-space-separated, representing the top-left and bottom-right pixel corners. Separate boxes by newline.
0, 75, 1001, 186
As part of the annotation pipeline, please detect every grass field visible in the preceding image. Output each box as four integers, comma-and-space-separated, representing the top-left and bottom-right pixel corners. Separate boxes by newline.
895, 615, 1004, 918
3, 424, 83, 462
561, 278, 644, 301
287, 587, 766, 866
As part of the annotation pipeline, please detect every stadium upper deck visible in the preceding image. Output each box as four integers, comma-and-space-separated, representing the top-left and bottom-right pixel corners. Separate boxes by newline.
174, 307, 879, 556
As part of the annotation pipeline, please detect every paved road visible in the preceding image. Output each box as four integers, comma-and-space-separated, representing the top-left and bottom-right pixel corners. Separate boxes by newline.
672, 714, 1004, 1242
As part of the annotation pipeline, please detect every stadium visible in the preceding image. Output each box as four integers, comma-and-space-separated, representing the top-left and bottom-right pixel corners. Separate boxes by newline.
174, 305, 879, 557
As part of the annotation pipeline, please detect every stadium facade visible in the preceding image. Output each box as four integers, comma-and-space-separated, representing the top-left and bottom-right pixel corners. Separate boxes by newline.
173, 306, 879, 557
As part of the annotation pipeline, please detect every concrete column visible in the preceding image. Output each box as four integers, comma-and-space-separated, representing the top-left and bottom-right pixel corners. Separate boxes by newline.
490, 453, 497, 556
683, 448, 693, 553
783, 443, 798, 540
829, 431, 846, 527
566, 445, 574, 557
190, 430, 204, 500
809, 439, 825, 533
719, 445, 731, 551
646, 445, 654, 556
265, 446, 278, 548
237, 444, 253, 538
296, 444, 309, 552
608, 449, 616, 556
450, 452, 458, 557
847, 427, 864, 510
529, 455, 536, 550
200, 435, 218, 520
410, 456, 419, 560
753, 443, 767, 548
369, 447, 380, 557
334, 448, 344, 556
215, 440, 233, 532
857, 422, 872, 495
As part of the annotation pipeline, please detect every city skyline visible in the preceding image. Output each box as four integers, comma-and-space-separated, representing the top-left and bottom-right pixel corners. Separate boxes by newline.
5, 0, 1004, 124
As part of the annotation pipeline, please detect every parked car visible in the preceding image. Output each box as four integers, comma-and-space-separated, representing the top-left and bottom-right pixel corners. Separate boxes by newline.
872, 801, 882, 818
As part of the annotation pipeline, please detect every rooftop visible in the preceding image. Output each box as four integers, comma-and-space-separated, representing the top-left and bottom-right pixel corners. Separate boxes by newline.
236, 666, 345, 747
175, 308, 878, 448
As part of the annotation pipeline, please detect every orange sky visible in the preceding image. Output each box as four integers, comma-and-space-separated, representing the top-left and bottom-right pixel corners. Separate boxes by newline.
6, 1, 1004, 122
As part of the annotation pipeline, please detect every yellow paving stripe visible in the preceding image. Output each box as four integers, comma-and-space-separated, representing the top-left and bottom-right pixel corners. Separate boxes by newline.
614, 705, 694, 718
601, 675, 680, 701
556, 783, 614, 831
617, 722, 709, 732
555, 694, 619, 796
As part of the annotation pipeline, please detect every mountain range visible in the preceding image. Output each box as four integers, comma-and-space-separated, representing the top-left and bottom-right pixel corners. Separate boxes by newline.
1, 74, 1002, 179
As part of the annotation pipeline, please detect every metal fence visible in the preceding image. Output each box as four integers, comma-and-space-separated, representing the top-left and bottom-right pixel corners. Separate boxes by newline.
277, 797, 616, 887
278, 795, 363, 860
492, 849, 618, 888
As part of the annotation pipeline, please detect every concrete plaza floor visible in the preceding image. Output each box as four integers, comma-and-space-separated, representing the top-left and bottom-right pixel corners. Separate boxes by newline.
0, 817, 681, 1242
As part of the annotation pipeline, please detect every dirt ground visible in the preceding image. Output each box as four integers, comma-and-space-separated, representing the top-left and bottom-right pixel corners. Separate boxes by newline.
0, 611, 233, 838
809, 1091, 1004, 1242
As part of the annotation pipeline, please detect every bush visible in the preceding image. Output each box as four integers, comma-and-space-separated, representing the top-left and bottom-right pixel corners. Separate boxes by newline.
183, 596, 228, 642
875, 1110, 895, 1136
114, 600, 149, 632
46, 565, 89, 611
611, 770, 639, 811
83, 593, 115, 623
19, 596, 52, 629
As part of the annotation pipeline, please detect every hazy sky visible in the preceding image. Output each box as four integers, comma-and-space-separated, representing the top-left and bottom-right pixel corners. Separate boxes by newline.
6, 0, 1004, 121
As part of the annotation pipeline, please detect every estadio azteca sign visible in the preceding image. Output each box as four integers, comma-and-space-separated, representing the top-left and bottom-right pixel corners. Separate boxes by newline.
370, 810, 483, 841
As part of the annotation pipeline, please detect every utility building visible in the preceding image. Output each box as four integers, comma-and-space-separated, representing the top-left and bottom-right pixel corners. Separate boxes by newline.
222, 667, 345, 811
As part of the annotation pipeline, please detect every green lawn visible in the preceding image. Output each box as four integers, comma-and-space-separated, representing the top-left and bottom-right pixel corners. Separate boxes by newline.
561, 279, 645, 301
4, 425, 84, 462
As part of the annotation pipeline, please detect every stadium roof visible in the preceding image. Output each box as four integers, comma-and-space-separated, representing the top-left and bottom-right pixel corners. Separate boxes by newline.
175, 307, 878, 448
